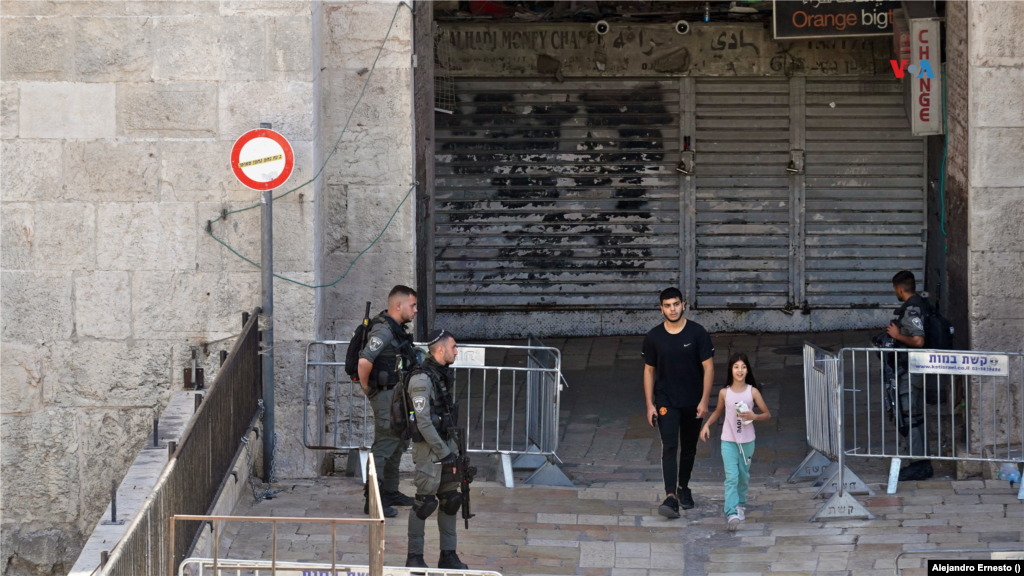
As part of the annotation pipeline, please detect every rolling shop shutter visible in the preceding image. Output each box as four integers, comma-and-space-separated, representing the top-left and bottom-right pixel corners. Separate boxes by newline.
434, 78, 682, 311
694, 78, 792, 309
803, 79, 926, 307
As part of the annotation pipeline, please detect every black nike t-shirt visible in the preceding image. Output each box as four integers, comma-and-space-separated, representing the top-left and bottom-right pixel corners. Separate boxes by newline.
642, 320, 715, 408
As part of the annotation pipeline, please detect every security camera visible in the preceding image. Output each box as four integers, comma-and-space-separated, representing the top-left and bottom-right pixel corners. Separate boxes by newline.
595, 20, 610, 35
675, 20, 690, 35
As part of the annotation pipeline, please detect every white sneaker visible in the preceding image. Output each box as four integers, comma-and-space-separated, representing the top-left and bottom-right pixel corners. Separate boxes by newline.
735, 506, 746, 520
727, 515, 743, 531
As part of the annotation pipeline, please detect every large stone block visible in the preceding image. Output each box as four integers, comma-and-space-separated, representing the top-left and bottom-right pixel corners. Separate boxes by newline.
0, 17, 73, 80
969, 2, 1024, 67
322, 68, 411, 132
124, 1, 220, 16
1, 271, 74, 342
96, 202, 196, 271
971, 318, 1024, 353
970, 127, 1024, 188
152, 16, 265, 81
118, 82, 216, 137
969, 188, 1024, 251
1, 523, 82, 576
1, 342, 47, 413
274, 273, 316, 340
0, 139, 63, 201
64, 140, 159, 202
1, 203, 33, 270
159, 140, 244, 202
971, 67, 1024, 128
43, 341, 171, 407
19, 82, 116, 139
75, 17, 154, 82
326, 127, 412, 186
2, 82, 18, 139
970, 251, 1024, 300
197, 199, 314, 274
322, 250, 414, 334
344, 185, 414, 249
268, 16, 313, 80
319, 184, 348, 257
323, 2, 412, 71
0, 408, 80, 523
31, 202, 96, 270
132, 271, 260, 340
220, 0, 313, 17
219, 81, 314, 142
1, 1, 126, 16
74, 272, 131, 340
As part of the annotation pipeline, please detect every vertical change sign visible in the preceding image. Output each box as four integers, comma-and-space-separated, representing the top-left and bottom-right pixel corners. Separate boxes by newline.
231, 129, 295, 190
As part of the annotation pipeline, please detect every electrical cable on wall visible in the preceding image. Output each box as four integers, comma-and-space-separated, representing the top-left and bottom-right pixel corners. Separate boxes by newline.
206, 1, 415, 289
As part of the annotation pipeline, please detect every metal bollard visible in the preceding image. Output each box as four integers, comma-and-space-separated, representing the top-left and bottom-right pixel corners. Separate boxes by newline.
152, 417, 159, 447
194, 393, 204, 413
242, 311, 250, 327
100, 551, 109, 567
220, 350, 228, 366
168, 441, 177, 459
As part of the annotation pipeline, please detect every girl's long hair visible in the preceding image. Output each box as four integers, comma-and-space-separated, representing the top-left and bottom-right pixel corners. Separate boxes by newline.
724, 352, 760, 391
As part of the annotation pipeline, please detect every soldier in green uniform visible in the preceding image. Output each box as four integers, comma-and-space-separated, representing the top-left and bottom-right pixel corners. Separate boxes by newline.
357, 285, 419, 517
405, 329, 468, 570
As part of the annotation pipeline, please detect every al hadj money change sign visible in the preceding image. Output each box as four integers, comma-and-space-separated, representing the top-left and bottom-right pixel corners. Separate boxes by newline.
230, 129, 295, 190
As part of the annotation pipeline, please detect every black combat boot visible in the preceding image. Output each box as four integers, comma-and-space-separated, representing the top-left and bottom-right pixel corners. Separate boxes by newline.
364, 481, 398, 517
383, 489, 415, 507
406, 554, 428, 568
437, 550, 468, 570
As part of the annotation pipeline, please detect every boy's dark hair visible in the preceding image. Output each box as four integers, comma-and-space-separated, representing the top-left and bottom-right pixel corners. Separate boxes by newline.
891, 271, 916, 293
388, 285, 418, 300
659, 287, 684, 304
724, 352, 760, 391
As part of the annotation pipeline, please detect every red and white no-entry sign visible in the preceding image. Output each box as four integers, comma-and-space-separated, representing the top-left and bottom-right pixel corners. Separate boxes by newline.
230, 129, 295, 190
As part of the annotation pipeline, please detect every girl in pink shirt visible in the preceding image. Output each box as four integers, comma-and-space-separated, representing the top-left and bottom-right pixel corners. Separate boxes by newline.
700, 353, 771, 531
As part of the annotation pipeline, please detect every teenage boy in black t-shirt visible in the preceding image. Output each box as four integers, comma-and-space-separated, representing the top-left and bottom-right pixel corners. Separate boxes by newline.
643, 287, 715, 518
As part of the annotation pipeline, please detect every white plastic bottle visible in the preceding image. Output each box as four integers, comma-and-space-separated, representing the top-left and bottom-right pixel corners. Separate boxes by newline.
997, 463, 1021, 485
735, 401, 753, 426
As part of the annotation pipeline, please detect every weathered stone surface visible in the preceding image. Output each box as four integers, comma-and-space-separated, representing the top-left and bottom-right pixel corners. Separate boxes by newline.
0, 408, 80, 523
320, 184, 348, 257
74, 408, 153, 542
344, 185, 413, 250
96, 202, 196, 270
322, 251, 414, 336
0, 524, 82, 576
969, 2, 1024, 68
971, 67, 1024, 128
74, 272, 131, 340
274, 273, 316, 341
1, 342, 46, 414
64, 140, 159, 202
0, 17, 73, 80
970, 251, 1024, 325
75, 17, 154, 82
1, 203, 33, 270
132, 271, 260, 340
323, 2, 412, 71
218, 81, 315, 142
969, 188, 1024, 251
1, 0, 126, 16
31, 202, 96, 270
19, 82, 116, 139
0, 139, 63, 201
1, 82, 18, 139
1, 271, 74, 342
197, 199, 314, 273
118, 82, 217, 137
220, 0, 313, 17
159, 140, 244, 202
152, 16, 265, 81
322, 68, 410, 131
123, 1, 220, 16
272, 338, 321, 477
43, 341, 173, 407
268, 16, 313, 79
970, 127, 1024, 188
327, 127, 412, 186
971, 318, 1024, 353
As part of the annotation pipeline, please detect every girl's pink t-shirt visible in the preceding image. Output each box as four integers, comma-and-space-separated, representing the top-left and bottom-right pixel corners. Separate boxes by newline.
721, 384, 757, 444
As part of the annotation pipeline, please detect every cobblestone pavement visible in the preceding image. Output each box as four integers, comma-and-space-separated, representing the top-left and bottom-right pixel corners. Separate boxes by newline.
225, 332, 1022, 575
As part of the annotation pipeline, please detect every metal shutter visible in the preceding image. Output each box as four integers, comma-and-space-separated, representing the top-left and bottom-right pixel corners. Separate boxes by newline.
434, 78, 681, 311
804, 79, 926, 307
694, 78, 792, 309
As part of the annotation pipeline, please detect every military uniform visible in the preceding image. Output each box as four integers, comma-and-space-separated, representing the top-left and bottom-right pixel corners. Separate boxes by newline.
405, 356, 467, 570
893, 294, 928, 458
358, 313, 415, 508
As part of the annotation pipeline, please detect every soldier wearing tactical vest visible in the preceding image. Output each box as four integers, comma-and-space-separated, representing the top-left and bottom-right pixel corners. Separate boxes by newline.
405, 329, 468, 571
357, 285, 419, 517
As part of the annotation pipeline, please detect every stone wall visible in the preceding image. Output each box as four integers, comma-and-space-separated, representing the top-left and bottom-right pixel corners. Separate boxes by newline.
0, 1, 323, 573
943, 1, 970, 350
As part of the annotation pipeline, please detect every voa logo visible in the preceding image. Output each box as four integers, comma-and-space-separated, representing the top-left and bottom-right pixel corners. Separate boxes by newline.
890, 59, 935, 79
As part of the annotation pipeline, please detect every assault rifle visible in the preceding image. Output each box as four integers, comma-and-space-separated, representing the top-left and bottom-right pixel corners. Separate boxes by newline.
454, 428, 477, 529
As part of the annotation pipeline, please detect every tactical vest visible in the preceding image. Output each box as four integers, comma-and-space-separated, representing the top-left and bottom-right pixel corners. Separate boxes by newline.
410, 359, 457, 436
369, 313, 416, 387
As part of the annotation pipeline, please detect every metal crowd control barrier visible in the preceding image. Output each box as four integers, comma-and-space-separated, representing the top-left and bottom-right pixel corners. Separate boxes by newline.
173, 453, 386, 576
794, 343, 1024, 522
302, 339, 570, 488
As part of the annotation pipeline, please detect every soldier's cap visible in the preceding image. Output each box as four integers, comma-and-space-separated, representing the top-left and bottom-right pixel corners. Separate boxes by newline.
426, 329, 449, 346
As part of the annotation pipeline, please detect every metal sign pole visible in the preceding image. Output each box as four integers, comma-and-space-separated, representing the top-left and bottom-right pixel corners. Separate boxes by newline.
261, 187, 275, 482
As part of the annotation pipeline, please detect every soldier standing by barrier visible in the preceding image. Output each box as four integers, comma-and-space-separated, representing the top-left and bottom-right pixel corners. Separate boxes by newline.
405, 329, 470, 570
357, 285, 419, 517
